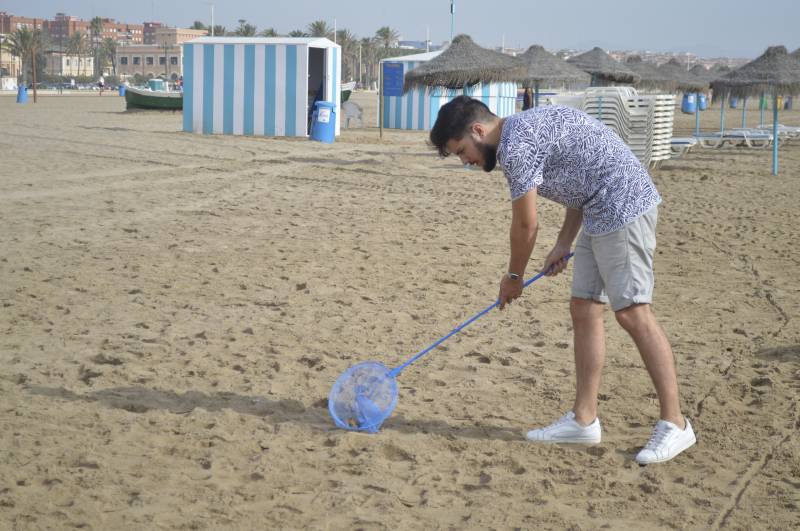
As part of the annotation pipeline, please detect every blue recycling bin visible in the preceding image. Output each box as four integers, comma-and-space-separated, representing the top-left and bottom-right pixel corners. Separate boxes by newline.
681, 93, 696, 114
16, 85, 28, 104
310, 100, 336, 143
698, 93, 707, 110
119, 84, 126, 96
729, 97, 738, 109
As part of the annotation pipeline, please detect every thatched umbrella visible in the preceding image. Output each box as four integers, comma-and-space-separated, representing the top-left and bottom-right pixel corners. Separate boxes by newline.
790, 48, 800, 60
566, 47, 640, 85
517, 45, 590, 106
711, 45, 800, 174
690, 64, 717, 84
657, 58, 708, 91
626, 55, 673, 92
402, 34, 525, 91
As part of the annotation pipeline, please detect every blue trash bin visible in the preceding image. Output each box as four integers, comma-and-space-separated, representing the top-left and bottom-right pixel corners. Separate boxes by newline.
119, 84, 126, 96
698, 93, 707, 111
310, 101, 336, 143
16, 85, 28, 104
681, 93, 696, 114
729, 97, 738, 109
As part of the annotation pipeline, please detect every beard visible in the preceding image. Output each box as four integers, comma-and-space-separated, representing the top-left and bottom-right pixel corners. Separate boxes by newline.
477, 141, 497, 172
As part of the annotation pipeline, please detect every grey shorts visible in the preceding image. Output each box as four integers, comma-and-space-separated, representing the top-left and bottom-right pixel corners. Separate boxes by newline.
571, 207, 658, 311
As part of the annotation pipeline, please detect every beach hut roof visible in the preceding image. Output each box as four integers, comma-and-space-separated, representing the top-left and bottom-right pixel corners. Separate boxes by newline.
711, 46, 800, 97
403, 34, 524, 91
625, 55, 674, 91
187, 36, 339, 48
516, 45, 591, 88
566, 47, 640, 84
657, 58, 708, 91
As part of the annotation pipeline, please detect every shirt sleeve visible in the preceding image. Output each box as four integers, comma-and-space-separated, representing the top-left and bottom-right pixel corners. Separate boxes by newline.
500, 118, 547, 201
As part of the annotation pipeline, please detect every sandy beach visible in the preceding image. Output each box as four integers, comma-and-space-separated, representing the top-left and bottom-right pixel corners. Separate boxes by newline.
1, 91, 798, 530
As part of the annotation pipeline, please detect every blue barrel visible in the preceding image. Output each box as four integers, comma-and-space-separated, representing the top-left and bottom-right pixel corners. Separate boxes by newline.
119, 84, 126, 96
310, 101, 336, 143
785, 96, 793, 110
681, 93, 696, 114
698, 93, 707, 110
729, 97, 738, 109
16, 85, 28, 104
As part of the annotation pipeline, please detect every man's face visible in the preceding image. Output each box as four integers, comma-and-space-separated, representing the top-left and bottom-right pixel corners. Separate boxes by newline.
445, 125, 497, 172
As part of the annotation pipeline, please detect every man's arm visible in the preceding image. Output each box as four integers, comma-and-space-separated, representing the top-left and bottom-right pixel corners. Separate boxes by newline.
498, 190, 539, 310
542, 207, 582, 276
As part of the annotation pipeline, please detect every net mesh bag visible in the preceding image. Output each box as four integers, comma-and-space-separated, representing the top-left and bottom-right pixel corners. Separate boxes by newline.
328, 361, 398, 433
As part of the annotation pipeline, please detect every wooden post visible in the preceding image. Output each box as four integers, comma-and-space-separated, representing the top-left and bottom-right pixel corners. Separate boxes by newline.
32, 49, 38, 103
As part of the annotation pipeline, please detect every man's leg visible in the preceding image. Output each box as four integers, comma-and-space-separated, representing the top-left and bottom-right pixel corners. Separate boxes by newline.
615, 303, 684, 428
570, 297, 606, 426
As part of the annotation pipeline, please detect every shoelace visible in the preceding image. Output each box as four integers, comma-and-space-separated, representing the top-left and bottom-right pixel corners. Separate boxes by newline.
644, 424, 672, 450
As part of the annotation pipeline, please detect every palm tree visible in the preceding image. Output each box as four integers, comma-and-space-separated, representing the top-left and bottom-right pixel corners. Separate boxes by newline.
288, 29, 308, 38
212, 25, 227, 37
258, 28, 278, 37
307, 20, 332, 39
99, 37, 117, 77
66, 31, 89, 77
89, 16, 103, 78
336, 29, 357, 81
233, 19, 257, 37
375, 26, 400, 49
190, 21, 207, 31
7, 27, 46, 101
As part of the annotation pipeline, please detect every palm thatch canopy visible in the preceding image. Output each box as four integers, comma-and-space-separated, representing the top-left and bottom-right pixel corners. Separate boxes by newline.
626, 55, 673, 91
402, 34, 525, 91
790, 48, 800, 60
517, 45, 590, 88
690, 64, 718, 84
657, 58, 708, 91
566, 47, 640, 85
711, 46, 800, 98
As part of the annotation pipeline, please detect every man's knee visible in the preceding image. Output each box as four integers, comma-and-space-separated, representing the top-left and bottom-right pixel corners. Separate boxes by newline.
614, 303, 653, 333
570, 297, 604, 325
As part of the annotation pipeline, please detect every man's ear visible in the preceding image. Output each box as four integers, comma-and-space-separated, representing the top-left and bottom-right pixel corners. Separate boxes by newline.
470, 122, 487, 140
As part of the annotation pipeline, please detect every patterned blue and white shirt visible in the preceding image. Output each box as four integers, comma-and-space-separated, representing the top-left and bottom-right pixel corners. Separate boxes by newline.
497, 105, 661, 235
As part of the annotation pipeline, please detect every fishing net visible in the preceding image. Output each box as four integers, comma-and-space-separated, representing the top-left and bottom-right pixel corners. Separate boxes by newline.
328, 361, 398, 433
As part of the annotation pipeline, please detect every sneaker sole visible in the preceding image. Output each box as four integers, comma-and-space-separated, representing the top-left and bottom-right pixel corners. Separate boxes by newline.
526, 435, 602, 444
636, 435, 697, 465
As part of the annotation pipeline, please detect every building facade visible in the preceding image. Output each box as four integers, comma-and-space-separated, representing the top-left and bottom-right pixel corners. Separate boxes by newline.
44, 52, 94, 77
116, 28, 204, 80
143, 22, 163, 44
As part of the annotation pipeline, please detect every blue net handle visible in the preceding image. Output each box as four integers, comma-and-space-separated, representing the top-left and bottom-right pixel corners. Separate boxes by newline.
389, 252, 574, 378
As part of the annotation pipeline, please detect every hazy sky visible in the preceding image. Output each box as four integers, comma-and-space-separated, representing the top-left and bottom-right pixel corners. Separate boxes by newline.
5, 0, 799, 58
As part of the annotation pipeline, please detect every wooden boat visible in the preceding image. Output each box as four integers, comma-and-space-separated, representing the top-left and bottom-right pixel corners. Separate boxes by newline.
124, 79, 182, 111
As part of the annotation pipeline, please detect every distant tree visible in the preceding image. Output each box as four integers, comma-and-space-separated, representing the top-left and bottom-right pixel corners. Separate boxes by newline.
7, 27, 46, 98
89, 16, 103, 77
258, 27, 278, 37
375, 26, 400, 49
212, 25, 227, 37
233, 19, 257, 37
307, 20, 332, 39
288, 29, 308, 38
99, 37, 117, 76
336, 29, 357, 81
190, 21, 207, 31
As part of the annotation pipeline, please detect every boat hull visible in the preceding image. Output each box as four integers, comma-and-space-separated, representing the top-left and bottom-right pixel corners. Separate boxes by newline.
125, 86, 183, 110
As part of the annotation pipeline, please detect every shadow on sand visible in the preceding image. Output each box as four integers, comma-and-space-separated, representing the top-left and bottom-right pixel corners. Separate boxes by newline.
26, 384, 524, 441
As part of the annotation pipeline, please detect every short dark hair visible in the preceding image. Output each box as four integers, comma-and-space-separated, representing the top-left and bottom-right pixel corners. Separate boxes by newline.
429, 96, 497, 157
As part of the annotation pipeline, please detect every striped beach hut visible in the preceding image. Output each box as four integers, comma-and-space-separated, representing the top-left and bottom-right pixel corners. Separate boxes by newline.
379, 50, 518, 130
182, 37, 341, 137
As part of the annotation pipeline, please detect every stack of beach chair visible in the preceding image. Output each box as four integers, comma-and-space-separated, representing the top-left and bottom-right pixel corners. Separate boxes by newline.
539, 88, 675, 168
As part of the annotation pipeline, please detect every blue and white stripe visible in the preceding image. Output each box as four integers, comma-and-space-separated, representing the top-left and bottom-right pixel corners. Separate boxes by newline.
381, 59, 518, 130
183, 39, 340, 137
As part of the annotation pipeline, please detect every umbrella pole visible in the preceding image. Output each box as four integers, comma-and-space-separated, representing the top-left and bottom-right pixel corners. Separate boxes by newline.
534, 82, 539, 108
741, 96, 747, 128
379, 66, 383, 140
760, 91, 765, 127
772, 90, 779, 176
694, 92, 700, 136
719, 93, 725, 134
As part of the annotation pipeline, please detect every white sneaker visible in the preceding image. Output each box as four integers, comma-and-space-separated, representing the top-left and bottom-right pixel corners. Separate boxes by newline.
635, 417, 696, 465
526, 411, 602, 444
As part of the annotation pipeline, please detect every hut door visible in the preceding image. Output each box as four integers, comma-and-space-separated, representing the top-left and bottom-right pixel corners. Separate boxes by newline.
307, 47, 326, 129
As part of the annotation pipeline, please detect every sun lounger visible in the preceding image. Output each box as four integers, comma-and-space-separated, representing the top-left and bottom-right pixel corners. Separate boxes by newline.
669, 137, 698, 158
